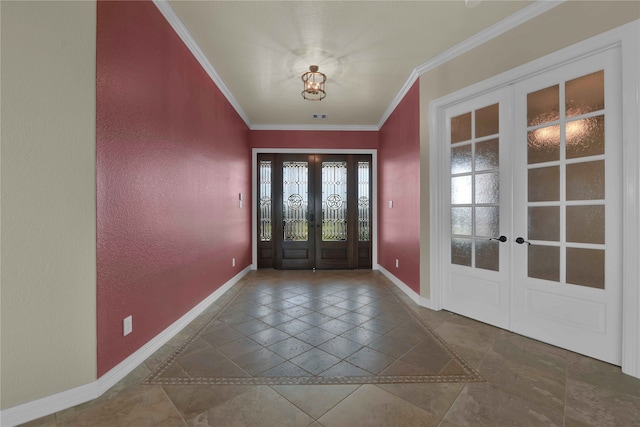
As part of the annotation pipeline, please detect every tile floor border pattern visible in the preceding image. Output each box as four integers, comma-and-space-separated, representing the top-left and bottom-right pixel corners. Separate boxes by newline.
142, 270, 484, 386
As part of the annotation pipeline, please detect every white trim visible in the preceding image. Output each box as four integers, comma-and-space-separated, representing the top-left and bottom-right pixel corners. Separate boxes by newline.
377, 70, 420, 129
429, 20, 640, 378
154, 0, 563, 132
416, 0, 564, 77
0, 267, 251, 427
379, 0, 563, 130
620, 20, 640, 379
378, 264, 432, 310
152, 0, 252, 128
251, 124, 378, 132
251, 148, 378, 270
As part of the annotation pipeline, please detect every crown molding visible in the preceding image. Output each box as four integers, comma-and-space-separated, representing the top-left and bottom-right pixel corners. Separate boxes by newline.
378, 0, 565, 129
250, 124, 378, 132
152, 0, 252, 128
155, 0, 563, 132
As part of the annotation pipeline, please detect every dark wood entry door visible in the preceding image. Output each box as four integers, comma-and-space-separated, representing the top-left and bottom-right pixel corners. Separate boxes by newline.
257, 153, 372, 269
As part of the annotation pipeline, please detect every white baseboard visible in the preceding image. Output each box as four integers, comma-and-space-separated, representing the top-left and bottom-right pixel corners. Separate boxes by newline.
376, 265, 433, 310
0, 267, 251, 427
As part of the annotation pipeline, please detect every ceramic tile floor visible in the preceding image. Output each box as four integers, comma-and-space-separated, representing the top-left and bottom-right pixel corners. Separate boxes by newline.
142, 270, 480, 386
21, 270, 640, 427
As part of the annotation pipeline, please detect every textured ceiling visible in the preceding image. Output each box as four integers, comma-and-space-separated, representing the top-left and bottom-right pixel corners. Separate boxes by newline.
165, 0, 536, 129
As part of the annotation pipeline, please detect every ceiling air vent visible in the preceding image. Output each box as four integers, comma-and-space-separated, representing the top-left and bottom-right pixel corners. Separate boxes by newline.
312, 114, 328, 119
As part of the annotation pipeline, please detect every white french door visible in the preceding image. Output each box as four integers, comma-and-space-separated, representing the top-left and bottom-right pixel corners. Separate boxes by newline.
442, 46, 622, 364
444, 88, 512, 330
511, 48, 622, 364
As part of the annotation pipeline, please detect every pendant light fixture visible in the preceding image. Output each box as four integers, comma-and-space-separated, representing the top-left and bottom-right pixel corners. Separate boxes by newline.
301, 65, 326, 101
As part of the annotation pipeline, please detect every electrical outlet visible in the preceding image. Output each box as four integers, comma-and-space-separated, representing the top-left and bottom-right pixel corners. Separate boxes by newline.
395, 259, 399, 268
232, 258, 236, 267
123, 315, 132, 336
389, 200, 393, 208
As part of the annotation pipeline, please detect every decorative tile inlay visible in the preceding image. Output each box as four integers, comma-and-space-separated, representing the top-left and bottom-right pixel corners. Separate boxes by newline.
143, 271, 484, 386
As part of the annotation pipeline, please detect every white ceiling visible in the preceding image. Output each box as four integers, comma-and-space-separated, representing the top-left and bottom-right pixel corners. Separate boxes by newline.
162, 0, 538, 129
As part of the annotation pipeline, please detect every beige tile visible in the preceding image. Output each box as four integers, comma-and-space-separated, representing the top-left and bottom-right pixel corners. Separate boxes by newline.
435, 318, 500, 356
18, 414, 56, 427
376, 383, 464, 419
478, 351, 565, 413
144, 328, 194, 370
490, 331, 568, 376
162, 385, 255, 421
317, 384, 441, 427
566, 352, 640, 398
186, 385, 313, 427
271, 384, 360, 419
565, 378, 640, 426
56, 385, 186, 427
57, 363, 151, 419
442, 383, 563, 426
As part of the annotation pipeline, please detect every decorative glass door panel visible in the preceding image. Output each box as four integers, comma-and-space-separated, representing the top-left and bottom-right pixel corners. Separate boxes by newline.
257, 153, 372, 269
283, 161, 310, 242
444, 88, 512, 330
321, 161, 348, 241
512, 48, 621, 364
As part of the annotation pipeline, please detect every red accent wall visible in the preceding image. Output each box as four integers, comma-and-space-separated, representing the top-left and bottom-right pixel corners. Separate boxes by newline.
96, 1, 251, 376
378, 82, 420, 293
250, 130, 378, 150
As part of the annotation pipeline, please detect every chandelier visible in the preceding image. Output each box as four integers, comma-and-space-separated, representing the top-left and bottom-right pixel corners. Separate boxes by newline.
301, 65, 326, 101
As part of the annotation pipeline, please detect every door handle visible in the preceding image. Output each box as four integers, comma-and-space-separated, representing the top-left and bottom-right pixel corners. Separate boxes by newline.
309, 213, 314, 222
489, 235, 508, 243
515, 237, 531, 245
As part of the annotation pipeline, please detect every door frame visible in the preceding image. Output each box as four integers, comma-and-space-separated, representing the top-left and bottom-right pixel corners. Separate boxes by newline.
429, 21, 640, 378
252, 148, 378, 270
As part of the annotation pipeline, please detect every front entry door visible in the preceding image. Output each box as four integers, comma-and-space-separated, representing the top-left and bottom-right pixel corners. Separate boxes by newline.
442, 46, 622, 364
257, 153, 372, 269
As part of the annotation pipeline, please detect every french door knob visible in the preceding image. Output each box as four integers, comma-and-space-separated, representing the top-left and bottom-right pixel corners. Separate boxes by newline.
490, 235, 508, 243
515, 237, 531, 245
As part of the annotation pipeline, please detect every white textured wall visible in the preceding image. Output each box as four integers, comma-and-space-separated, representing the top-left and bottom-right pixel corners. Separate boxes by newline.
419, 1, 640, 299
1, 1, 97, 409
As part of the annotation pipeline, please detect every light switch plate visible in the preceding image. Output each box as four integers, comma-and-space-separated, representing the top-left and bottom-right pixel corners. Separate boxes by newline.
123, 315, 132, 336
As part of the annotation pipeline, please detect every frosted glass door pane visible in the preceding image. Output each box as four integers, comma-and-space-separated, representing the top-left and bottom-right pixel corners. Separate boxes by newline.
475, 104, 499, 137
527, 85, 559, 126
322, 161, 348, 241
566, 160, 605, 200
451, 176, 472, 204
282, 161, 309, 241
475, 207, 499, 238
528, 125, 560, 164
566, 71, 604, 118
528, 166, 560, 202
452, 237, 472, 266
528, 245, 560, 282
566, 205, 605, 244
451, 112, 471, 143
476, 240, 499, 271
566, 248, 605, 289
451, 145, 472, 174
475, 139, 499, 171
475, 173, 499, 204
528, 206, 560, 241
452, 207, 472, 235
566, 116, 605, 159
